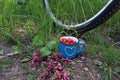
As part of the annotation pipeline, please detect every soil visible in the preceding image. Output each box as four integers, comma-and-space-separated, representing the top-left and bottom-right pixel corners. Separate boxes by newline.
0, 41, 13, 55
0, 40, 119, 80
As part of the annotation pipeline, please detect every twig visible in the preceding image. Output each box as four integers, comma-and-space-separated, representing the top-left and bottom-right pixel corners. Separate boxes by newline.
0, 52, 18, 59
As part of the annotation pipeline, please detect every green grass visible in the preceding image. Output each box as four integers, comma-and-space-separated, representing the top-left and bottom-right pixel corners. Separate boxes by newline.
0, 0, 120, 80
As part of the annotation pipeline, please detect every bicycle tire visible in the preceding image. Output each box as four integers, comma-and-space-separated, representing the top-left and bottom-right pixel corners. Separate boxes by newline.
43, 0, 120, 34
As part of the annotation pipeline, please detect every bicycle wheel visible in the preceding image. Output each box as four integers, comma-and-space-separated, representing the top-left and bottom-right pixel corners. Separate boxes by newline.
43, 0, 120, 34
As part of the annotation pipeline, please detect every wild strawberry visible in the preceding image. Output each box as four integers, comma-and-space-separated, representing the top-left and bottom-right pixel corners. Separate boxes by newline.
60, 37, 77, 45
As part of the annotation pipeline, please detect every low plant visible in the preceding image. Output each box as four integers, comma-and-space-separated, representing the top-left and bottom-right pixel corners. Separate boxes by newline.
32, 33, 58, 57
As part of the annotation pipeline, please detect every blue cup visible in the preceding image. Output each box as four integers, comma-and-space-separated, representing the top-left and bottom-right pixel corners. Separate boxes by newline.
59, 36, 86, 59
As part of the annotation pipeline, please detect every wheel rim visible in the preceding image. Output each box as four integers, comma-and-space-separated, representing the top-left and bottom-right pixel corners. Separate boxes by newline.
44, 0, 112, 30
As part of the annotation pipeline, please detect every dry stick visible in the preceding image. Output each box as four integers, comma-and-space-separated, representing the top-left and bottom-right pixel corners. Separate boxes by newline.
0, 52, 18, 60
88, 72, 95, 80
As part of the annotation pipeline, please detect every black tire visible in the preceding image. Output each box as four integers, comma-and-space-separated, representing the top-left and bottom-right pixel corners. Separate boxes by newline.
43, 0, 120, 34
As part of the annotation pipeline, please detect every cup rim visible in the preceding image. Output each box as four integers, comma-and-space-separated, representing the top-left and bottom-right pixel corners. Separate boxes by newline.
60, 36, 78, 42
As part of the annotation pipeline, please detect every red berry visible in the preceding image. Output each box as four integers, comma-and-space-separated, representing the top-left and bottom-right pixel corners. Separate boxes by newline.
60, 37, 77, 45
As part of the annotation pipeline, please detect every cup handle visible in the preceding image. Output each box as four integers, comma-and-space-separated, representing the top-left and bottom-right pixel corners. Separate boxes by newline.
77, 41, 86, 54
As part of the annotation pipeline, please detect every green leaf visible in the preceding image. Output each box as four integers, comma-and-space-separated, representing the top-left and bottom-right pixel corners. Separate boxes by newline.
21, 58, 31, 63
0, 61, 13, 68
114, 67, 120, 73
12, 45, 22, 54
40, 47, 51, 57
32, 34, 44, 47
28, 72, 36, 78
17, 41, 23, 50
0, 50, 4, 55
46, 40, 57, 49
0, 16, 2, 26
